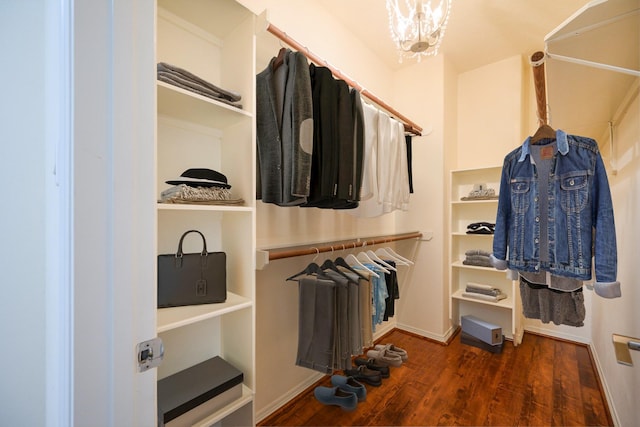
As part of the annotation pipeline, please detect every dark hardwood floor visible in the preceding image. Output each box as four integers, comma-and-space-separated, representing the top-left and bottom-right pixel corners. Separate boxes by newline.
258, 329, 613, 426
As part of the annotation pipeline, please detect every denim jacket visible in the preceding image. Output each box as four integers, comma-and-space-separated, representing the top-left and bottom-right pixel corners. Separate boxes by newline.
491, 130, 621, 298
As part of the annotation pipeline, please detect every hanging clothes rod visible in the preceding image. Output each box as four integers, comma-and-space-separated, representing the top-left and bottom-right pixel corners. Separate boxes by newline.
265, 23, 423, 136
259, 231, 422, 265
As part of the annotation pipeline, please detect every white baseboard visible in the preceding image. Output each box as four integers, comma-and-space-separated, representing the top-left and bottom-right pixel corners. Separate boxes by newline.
255, 372, 324, 423
524, 324, 590, 344
585, 340, 621, 427
372, 321, 397, 341
396, 322, 455, 343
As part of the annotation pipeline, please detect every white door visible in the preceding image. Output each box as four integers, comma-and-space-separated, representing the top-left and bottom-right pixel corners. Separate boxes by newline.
73, 1, 157, 425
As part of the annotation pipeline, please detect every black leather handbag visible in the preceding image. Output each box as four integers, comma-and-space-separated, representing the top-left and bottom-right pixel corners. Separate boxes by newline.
157, 230, 226, 308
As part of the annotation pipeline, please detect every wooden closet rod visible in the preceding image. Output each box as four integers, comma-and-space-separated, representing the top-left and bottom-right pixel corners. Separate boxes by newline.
266, 231, 422, 261
531, 51, 548, 126
266, 23, 423, 136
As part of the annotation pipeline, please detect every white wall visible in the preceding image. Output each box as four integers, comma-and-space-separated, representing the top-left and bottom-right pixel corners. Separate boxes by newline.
0, 3, 49, 425
456, 56, 525, 170
394, 55, 453, 340
242, 0, 455, 420
592, 88, 640, 427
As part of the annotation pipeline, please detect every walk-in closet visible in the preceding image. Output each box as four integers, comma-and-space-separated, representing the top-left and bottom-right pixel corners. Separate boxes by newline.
3, 0, 639, 426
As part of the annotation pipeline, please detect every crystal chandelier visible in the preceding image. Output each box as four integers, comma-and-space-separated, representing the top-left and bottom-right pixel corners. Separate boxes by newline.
386, 0, 452, 62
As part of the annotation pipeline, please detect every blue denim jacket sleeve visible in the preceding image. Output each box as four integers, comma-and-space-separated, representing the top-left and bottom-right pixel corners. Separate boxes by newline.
491, 155, 511, 271
592, 153, 621, 298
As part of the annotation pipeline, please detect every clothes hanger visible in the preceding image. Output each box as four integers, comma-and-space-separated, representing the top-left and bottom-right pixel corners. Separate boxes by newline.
357, 246, 390, 274
272, 47, 287, 72
285, 261, 324, 282
319, 247, 359, 284
386, 246, 414, 265
334, 245, 369, 281
366, 249, 397, 271
374, 247, 410, 266
345, 243, 380, 278
530, 123, 556, 144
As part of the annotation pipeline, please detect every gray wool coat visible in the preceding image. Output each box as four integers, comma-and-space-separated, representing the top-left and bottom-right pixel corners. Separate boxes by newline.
256, 49, 314, 206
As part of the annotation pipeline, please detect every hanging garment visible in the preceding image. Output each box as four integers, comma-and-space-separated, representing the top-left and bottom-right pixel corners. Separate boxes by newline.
364, 263, 388, 331
357, 269, 374, 349
256, 49, 313, 206
291, 260, 366, 374
520, 275, 586, 327
406, 135, 414, 194
491, 130, 620, 299
382, 260, 399, 321
295, 274, 336, 374
349, 102, 383, 217
302, 64, 338, 207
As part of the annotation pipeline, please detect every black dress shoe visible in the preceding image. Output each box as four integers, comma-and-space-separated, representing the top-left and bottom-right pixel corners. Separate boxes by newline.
344, 365, 382, 387
353, 357, 390, 378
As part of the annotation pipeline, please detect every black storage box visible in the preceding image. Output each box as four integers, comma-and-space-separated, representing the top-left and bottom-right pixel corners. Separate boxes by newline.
158, 356, 243, 426
460, 331, 505, 354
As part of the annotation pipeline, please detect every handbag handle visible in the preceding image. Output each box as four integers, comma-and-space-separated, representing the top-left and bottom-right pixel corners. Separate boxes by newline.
175, 230, 208, 259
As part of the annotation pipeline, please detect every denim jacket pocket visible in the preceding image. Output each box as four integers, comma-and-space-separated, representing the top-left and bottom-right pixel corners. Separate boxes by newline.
510, 178, 531, 214
560, 171, 589, 213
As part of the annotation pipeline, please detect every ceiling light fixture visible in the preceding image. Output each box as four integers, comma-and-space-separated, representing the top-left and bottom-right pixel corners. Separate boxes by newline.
386, 0, 452, 62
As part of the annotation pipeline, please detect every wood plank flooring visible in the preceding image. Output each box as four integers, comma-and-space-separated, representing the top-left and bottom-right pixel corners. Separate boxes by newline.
258, 329, 612, 426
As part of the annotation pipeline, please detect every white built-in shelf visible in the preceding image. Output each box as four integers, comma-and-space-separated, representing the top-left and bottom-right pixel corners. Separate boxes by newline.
451, 199, 499, 206
451, 289, 514, 309
452, 232, 494, 237
157, 202, 253, 213
157, 291, 253, 333
157, 81, 252, 129
451, 260, 501, 272
192, 385, 254, 427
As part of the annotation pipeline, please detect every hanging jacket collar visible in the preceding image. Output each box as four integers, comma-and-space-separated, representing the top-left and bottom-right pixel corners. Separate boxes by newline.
518, 129, 569, 163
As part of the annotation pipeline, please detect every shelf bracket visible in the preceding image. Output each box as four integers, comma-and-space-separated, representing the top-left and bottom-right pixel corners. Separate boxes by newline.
613, 333, 640, 366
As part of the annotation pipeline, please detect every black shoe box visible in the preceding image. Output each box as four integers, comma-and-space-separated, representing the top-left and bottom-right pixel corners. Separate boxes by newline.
158, 356, 243, 426
460, 331, 505, 354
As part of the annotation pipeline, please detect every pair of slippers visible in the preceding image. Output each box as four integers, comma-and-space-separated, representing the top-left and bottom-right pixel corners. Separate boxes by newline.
314, 375, 366, 411
366, 344, 408, 367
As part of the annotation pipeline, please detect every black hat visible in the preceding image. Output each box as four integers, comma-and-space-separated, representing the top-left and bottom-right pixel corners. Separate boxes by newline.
166, 168, 231, 189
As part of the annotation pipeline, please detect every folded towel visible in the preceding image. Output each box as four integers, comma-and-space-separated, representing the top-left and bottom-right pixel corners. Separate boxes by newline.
462, 258, 493, 268
158, 62, 241, 101
465, 249, 492, 257
462, 292, 507, 302
466, 282, 495, 290
158, 72, 243, 109
465, 287, 503, 297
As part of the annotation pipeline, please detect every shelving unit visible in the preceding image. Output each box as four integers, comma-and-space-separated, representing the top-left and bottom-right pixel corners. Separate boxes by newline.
155, 0, 256, 424
449, 166, 523, 345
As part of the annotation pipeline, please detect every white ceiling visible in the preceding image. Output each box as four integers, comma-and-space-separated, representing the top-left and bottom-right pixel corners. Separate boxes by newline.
317, 0, 588, 72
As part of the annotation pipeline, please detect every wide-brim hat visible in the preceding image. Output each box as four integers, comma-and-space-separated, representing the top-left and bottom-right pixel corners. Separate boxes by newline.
166, 168, 231, 189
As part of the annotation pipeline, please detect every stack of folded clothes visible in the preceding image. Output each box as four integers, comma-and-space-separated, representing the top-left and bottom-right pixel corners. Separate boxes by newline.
160, 168, 244, 205
466, 222, 495, 234
460, 185, 498, 201
463, 282, 507, 302
462, 249, 493, 268
157, 62, 242, 109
